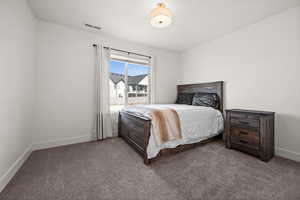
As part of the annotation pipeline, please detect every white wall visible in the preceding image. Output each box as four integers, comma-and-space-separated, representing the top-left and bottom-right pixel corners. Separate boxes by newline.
0, 0, 36, 189
180, 6, 300, 161
34, 21, 180, 145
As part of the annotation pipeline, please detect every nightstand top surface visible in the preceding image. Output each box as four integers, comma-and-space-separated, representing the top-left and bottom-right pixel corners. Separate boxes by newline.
226, 109, 275, 115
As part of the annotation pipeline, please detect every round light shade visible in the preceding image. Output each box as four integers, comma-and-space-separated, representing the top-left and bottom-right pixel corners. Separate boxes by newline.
150, 3, 172, 28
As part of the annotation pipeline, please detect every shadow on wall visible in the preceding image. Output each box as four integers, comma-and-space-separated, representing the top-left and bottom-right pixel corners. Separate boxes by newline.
223, 81, 227, 112
275, 113, 300, 151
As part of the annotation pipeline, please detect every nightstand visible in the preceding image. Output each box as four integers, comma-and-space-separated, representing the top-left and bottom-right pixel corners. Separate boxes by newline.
225, 109, 275, 162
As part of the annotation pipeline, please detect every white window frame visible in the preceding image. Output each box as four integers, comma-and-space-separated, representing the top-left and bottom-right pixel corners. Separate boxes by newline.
110, 53, 154, 106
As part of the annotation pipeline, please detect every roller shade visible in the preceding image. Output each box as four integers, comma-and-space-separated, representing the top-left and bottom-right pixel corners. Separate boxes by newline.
110, 50, 150, 65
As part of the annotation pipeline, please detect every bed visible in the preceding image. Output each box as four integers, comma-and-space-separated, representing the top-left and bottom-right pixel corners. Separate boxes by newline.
118, 81, 224, 164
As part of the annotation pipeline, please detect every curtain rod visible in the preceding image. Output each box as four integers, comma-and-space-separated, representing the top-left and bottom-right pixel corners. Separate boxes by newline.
93, 44, 151, 59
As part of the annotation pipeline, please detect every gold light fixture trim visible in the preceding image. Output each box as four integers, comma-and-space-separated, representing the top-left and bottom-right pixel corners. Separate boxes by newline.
150, 3, 172, 28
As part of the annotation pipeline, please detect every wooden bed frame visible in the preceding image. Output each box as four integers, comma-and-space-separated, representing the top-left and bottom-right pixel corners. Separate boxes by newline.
118, 81, 224, 165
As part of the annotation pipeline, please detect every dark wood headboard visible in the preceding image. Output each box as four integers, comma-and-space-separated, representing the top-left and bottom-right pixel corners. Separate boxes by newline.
177, 81, 224, 113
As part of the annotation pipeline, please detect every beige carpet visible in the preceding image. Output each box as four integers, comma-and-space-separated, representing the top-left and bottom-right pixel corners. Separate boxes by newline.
1, 138, 300, 200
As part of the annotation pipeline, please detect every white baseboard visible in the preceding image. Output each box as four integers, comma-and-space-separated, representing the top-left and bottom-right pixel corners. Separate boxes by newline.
0, 146, 32, 193
32, 134, 97, 151
275, 147, 300, 162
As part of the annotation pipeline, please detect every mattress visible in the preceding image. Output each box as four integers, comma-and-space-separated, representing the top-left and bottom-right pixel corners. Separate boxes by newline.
123, 104, 224, 159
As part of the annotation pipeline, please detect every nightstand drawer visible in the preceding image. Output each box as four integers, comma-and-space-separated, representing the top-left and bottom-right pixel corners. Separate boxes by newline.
231, 117, 259, 129
230, 112, 247, 119
230, 127, 259, 147
230, 111, 260, 120
230, 142, 259, 156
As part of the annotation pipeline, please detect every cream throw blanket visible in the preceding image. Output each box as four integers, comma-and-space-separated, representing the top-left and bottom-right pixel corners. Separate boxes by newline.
125, 106, 182, 145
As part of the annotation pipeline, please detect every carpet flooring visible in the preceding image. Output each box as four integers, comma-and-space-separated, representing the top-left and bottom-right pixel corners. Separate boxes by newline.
1, 138, 300, 200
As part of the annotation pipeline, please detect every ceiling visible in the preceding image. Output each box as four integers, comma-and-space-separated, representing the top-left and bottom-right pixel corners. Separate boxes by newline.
28, 0, 300, 52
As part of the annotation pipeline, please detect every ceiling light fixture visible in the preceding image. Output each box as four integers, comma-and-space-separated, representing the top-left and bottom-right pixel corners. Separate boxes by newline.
150, 3, 172, 28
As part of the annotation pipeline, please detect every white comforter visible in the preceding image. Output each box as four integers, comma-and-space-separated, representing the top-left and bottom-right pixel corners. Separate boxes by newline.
123, 104, 224, 159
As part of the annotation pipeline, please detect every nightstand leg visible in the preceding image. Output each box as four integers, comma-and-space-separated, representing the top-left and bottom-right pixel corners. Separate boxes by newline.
259, 154, 271, 162
225, 139, 231, 149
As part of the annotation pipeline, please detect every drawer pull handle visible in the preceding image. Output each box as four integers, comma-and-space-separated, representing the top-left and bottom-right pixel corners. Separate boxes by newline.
239, 121, 249, 125
240, 140, 248, 144
240, 131, 248, 135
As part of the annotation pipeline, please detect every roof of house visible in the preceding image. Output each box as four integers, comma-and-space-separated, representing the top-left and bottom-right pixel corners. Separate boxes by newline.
110, 73, 124, 84
110, 73, 147, 85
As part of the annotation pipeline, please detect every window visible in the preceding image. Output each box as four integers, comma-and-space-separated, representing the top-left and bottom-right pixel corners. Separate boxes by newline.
109, 53, 152, 111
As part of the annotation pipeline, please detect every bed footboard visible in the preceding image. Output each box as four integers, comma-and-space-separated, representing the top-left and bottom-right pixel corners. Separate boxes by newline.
118, 111, 151, 164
